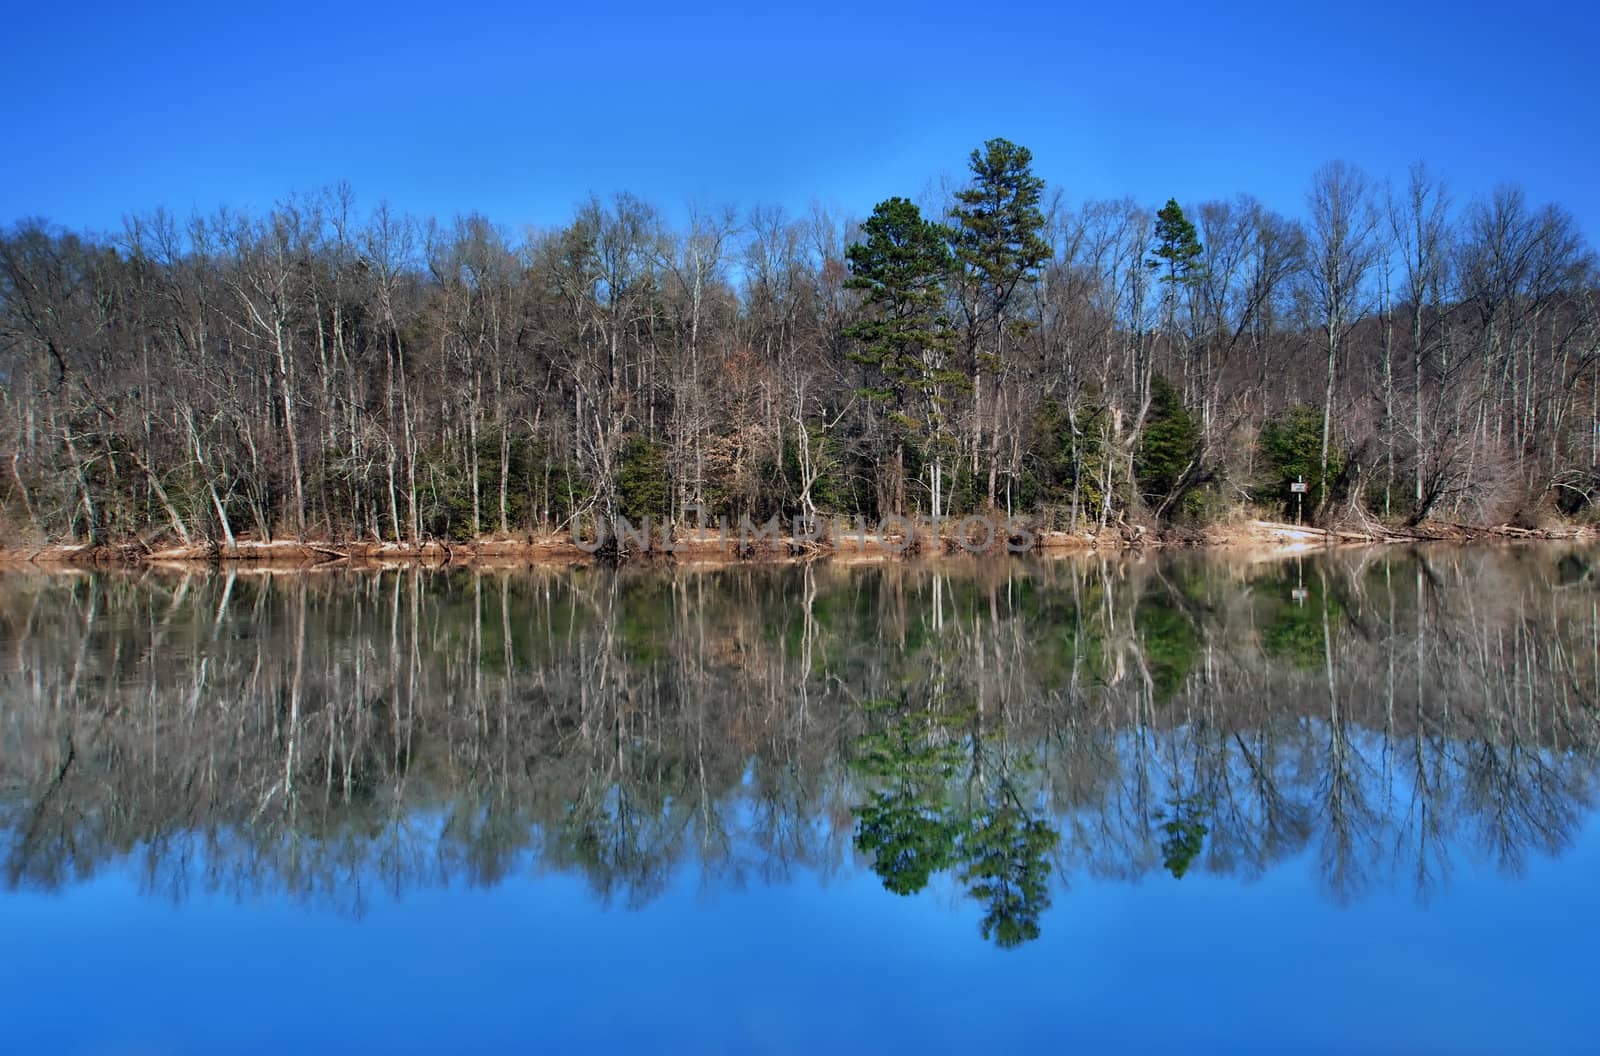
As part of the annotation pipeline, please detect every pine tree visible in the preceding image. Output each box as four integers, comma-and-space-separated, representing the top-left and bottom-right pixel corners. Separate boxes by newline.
950, 138, 1051, 508
845, 197, 960, 516
1135, 374, 1199, 504
951, 139, 1051, 311
1147, 199, 1206, 480
1149, 198, 1203, 287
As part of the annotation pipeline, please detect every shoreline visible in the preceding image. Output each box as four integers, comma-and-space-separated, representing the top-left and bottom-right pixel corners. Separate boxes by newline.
1, 520, 1593, 570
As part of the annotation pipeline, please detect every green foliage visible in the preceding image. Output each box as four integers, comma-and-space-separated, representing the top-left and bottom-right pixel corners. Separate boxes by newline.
1019, 398, 1105, 519
529, 442, 590, 529
1136, 375, 1199, 503
1158, 796, 1211, 879
958, 799, 1059, 949
1149, 198, 1204, 287
851, 701, 965, 896
413, 441, 473, 539
779, 421, 845, 512
948, 463, 984, 516
845, 198, 962, 443
1260, 569, 1344, 670
850, 698, 1060, 948
393, 429, 591, 540
618, 436, 669, 521
951, 138, 1051, 322
1259, 405, 1340, 510
615, 577, 673, 662
1136, 594, 1200, 699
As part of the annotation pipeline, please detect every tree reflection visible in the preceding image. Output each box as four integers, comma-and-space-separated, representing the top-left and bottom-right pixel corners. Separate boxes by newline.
0, 548, 1596, 946
958, 793, 1059, 948
1157, 796, 1210, 880
851, 697, 1060, 948
851, 700, 963, 896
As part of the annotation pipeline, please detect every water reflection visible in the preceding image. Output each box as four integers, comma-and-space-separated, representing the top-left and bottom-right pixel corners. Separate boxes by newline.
1, 548, 1596, 948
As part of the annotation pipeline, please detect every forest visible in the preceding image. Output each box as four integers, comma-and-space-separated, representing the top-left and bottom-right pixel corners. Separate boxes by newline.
1, 138, 1596, 548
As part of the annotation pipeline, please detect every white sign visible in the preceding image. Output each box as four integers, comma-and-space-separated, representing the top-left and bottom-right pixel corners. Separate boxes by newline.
1289, 482, 1309, 493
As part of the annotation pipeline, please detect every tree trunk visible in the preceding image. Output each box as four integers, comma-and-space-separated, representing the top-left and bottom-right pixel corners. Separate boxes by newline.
273, 314, 307, 541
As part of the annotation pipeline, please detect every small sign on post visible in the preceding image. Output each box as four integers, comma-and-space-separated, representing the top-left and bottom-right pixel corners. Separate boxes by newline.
1289, 476, 1308, 526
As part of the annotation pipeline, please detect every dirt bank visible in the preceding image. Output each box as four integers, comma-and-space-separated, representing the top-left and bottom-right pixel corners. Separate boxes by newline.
0, 519, 1592, 570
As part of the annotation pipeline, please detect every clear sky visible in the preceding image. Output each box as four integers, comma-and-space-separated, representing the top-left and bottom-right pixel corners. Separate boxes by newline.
4, 0, 1596, 240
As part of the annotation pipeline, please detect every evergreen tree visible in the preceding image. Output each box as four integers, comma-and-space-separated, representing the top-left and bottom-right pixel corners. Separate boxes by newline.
1259, 404, 1342, 511
844, 197, 960, 516
1135, 374, 1199, 505
1140, 205, 1208, 513
950, 138, 1051, 507
617, 436, 669, 521
951, 138, 1051, 316
1149, 197, 1203, 287
1149, 199, 1205, 428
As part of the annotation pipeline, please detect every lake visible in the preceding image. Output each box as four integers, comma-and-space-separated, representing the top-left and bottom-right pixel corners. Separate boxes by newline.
1, 548, 1597, 1054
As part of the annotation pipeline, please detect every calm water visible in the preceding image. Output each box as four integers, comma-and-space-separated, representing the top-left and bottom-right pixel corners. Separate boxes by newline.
1, 549, 1597, 1054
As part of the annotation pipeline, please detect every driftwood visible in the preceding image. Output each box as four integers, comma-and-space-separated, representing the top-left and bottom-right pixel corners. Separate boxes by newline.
1250, 521, 1380, 543
305, 544, 351, 563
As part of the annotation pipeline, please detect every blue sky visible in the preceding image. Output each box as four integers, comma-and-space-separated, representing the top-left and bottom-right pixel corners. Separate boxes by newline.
3, 0, 1596, 240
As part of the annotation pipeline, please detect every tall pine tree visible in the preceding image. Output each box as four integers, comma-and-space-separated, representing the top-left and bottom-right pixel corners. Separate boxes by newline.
950, 138, 1050, 508
1149, 197, 1203, 287
1147, 198, 1205, 468
845, 197, 960, 517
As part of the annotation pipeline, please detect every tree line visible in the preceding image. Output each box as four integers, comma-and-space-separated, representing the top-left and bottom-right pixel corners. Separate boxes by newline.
2, 141, 1596, 547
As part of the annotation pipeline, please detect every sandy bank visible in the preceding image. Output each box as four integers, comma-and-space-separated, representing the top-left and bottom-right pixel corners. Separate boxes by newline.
0, 519, 1592, 570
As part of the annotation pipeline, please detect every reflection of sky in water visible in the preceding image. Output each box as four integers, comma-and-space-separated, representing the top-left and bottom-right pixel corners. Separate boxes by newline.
1, 552, 1598, 1052
4, 818, 1595, 1053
